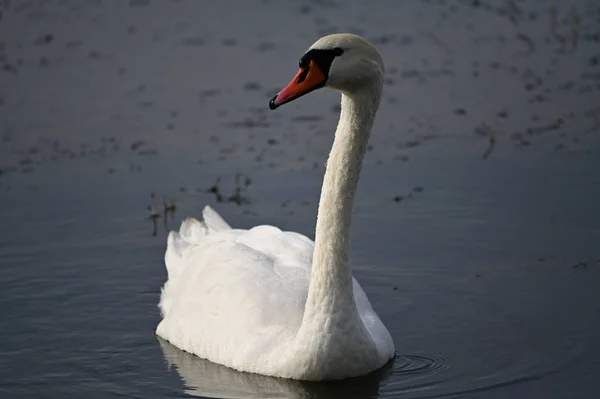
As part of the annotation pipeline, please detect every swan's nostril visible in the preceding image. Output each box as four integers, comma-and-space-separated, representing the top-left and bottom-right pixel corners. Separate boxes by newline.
296, 67, 310, 84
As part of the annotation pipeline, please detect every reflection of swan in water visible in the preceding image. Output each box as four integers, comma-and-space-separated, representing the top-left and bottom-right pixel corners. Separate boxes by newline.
157, 34, 394, 380
158, 338, 391, 399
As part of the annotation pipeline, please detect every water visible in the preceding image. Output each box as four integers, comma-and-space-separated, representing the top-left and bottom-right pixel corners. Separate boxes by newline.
1, 1, 600, 398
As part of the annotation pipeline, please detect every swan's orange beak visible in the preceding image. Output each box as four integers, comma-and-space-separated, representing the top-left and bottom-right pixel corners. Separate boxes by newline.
269, 60, 326, 110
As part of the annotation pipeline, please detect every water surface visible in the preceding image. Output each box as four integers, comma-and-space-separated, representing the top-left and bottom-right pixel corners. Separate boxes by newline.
1, 1, 599, 398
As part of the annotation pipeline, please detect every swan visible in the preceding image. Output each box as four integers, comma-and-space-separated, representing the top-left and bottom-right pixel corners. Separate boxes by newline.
156, 33, 395, 381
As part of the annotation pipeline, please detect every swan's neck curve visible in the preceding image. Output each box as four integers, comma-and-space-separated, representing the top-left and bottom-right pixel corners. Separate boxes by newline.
303, 84, 382, 325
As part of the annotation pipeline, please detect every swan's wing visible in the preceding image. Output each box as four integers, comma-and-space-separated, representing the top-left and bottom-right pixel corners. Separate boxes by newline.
158, 214, 315, 367
353, 280, 395, 360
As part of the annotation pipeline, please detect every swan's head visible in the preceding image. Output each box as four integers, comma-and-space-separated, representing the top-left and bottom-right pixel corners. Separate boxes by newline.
269, 33, 384, 110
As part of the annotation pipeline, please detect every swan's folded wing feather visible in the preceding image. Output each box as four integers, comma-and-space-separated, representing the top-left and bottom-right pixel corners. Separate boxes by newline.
179, 217, 208, 243
202, 205, 232, 232
352, 279, 395, 359
160, 225, 314, 339
163, 209, 229, 283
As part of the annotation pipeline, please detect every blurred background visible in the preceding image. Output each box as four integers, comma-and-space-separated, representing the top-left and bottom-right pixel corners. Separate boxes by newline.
1, 1, 599, 398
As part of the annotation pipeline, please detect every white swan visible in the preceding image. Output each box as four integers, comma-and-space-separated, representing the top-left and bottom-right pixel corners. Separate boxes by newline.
157, 33, 394, 381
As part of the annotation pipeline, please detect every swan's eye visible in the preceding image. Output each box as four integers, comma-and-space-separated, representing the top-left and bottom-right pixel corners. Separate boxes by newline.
297, 49, 338, 78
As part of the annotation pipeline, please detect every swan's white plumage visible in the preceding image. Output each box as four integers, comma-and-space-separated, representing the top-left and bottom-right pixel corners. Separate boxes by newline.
158, 207, 393, 379
157, 33, 395, 380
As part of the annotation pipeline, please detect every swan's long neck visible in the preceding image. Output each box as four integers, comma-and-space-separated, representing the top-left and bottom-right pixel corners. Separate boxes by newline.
303, 84, 382, 323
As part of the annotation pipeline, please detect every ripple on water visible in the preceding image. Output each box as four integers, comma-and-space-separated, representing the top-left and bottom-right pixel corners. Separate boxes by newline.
381, 351, 564, 398
393, 354, 448, 375
377, 353, 450, 397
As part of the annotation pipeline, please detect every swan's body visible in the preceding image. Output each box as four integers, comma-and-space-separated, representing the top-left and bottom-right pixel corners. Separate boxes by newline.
157, 34, 395, 380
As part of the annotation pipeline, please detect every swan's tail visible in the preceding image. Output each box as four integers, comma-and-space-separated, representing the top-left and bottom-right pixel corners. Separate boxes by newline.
160, 206, 231, 316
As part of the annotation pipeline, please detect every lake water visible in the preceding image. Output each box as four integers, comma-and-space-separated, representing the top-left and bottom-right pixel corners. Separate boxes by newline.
1, 1, 600, 398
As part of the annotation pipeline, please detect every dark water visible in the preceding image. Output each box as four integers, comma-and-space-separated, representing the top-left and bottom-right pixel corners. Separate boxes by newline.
1, 1, 600, 398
